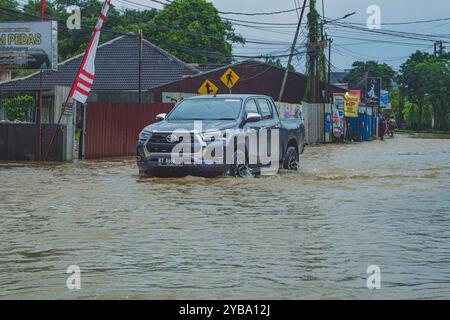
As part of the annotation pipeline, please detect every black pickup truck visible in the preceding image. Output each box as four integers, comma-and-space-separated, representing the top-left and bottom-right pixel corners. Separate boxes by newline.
136, 94, 305, 177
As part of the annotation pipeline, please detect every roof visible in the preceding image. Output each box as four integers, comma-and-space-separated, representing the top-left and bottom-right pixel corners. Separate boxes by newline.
149, 59, 346, 103
190, 64, 226, 73
0, 35, 199, 92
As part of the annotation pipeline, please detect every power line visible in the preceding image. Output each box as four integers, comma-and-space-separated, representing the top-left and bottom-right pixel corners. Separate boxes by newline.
161, 0, 308, 16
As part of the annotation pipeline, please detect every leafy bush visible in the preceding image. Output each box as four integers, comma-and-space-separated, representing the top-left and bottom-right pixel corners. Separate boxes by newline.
403, 100, 432, 130
2, 95, 35, 122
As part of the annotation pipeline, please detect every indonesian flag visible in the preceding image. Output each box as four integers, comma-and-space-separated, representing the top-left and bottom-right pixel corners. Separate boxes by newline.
69, 0, 111, 104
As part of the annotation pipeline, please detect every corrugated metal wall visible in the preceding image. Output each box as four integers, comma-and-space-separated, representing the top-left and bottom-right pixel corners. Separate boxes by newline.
85, 102, 174, 159
303, 103, 322, 144
276, 102, 331, 145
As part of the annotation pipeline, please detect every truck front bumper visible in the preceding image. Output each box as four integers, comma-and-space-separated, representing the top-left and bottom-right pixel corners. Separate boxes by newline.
136, 145, 228, 177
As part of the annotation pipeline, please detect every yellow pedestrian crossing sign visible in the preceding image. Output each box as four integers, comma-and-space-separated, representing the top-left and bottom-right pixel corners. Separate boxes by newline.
220, 68, 240, 89
198, 79, 219, 95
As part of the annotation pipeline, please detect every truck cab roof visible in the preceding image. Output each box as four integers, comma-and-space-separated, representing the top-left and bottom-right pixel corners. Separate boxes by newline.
184, 94, 273, 101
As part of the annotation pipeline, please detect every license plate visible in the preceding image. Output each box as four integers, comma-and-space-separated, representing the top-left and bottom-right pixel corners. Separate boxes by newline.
158, 158, 183, 167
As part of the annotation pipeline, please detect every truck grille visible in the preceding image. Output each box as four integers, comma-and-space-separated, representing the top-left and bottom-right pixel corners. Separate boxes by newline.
146, 132, 201, 153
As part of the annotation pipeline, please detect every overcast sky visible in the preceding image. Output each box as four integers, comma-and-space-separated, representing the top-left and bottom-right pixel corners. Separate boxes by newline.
119, 0, 450, 72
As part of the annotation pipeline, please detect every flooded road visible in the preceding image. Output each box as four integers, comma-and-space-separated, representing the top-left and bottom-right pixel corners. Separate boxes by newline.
1, 134, 449, 299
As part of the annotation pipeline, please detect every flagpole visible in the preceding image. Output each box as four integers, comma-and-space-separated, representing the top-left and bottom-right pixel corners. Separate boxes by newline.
44, 0, 110, 160
43, 20, 100, 161
37, 0, 45, 161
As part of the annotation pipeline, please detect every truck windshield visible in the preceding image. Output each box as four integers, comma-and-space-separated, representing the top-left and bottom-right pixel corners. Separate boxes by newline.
167, 98, 242, 120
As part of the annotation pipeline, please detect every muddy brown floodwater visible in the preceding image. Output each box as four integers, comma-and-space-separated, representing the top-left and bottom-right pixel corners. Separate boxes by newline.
0, 134, 449, 299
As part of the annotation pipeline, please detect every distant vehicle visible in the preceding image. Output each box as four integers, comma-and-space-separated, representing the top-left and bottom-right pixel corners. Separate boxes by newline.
136, 94, 305, 177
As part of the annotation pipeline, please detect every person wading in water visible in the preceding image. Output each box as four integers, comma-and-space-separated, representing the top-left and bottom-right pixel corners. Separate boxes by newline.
379, 114, 386, 141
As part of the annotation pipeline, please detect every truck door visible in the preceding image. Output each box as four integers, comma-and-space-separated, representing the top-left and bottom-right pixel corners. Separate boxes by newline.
256, 98, 279, 165
242, 98, 262, 166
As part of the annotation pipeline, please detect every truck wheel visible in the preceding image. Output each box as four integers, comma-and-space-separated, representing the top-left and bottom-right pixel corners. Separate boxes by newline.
283, 147, 299, 171
229, 150, 253, 177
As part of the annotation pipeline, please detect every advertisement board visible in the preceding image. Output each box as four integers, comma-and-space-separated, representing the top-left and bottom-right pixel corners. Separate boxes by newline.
333, 93, 345, 109
380, 90, 389, 108
366, 77, 382, 105
0, 21, 58, 70
344, 92, 359, 118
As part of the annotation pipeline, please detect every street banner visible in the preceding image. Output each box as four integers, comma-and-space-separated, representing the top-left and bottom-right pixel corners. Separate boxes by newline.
349, 89, 362, 103
366, 77, 382, 105
325, 112, 331, 133
344, 92, 359, 118
333, 93, 345, 109
0, 21, 58, 70
69, 0, 111, 104
380, 90, 389, 108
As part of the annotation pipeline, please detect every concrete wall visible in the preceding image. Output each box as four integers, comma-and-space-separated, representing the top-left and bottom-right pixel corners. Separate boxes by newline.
276, 102, 332, 145
54, 86, 76, 161
0, 123, 66, 161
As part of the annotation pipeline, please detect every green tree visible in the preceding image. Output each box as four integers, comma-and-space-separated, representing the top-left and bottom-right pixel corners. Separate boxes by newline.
417, 59, 450, 130
264, 57, 296, 72
144, 0, 245, 63
386, 87, 410, 128
398, 51, 450, 130
343, 60, 396, 91
398, 51, 431, 128
0, 0, 18, 21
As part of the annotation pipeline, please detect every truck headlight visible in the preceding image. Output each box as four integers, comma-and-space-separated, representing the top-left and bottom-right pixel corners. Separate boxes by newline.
139, 130, 152, 143
200, 130, 227, 143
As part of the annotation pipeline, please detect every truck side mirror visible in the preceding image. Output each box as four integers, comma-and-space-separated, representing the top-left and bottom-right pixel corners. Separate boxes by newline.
156, 113, 166, 122
245, 112, 261, 123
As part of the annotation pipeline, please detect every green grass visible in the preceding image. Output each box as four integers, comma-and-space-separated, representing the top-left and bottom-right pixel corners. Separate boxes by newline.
396, 128, 450, 139
397, 128, 450, 135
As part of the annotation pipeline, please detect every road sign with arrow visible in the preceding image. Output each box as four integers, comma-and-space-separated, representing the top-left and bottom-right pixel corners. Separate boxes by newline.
198, 79, 219, 95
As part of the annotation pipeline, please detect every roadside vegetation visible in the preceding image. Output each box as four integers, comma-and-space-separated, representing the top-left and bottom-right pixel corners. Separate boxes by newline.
2, 95, 35, 122
1, 0, 448, 130
344, 52, 449, 133
0, 0, 244, 64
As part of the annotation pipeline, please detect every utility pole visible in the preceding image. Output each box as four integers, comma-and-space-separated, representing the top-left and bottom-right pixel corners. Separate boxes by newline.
327, 38, 332, 103
38, 0, 45, 161
138, 29, 143, 103
306, 0, 325, 103
307, 0, 318, 103
434, 40, 444, 57
278, 0, 307, 102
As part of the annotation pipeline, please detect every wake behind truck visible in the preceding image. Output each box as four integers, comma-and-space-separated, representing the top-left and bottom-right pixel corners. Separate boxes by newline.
136, 94, 305, 177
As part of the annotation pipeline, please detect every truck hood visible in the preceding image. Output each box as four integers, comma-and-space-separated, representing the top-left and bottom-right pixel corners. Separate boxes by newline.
143, 120, 239, 133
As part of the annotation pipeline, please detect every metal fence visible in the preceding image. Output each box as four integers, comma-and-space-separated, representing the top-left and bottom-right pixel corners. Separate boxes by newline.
276, 102, 331, 145
0, 123, 66, 161
84, 102, 175, 159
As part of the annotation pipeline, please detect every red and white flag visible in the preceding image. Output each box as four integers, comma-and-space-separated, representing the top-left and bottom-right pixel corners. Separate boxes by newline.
69, 0, 111, 104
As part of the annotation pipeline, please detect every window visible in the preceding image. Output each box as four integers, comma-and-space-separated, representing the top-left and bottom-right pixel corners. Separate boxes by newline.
167, 98, 242, 120
257, 99, 273, 119
244, 99, 259, 115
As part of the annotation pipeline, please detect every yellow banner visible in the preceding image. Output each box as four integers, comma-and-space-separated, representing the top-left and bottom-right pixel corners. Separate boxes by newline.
344, 92, 359, 118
